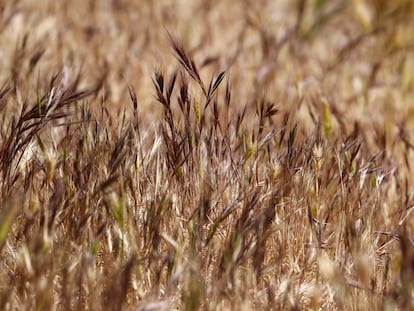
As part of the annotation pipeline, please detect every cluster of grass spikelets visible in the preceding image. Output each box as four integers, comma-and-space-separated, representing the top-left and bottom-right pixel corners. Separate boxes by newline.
1, 0, 414, 310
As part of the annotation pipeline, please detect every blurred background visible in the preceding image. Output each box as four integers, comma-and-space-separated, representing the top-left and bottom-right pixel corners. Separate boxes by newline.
1, 0, 413, 128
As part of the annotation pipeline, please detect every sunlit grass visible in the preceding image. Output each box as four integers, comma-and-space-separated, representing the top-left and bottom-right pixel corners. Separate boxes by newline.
0, 0, 413, 310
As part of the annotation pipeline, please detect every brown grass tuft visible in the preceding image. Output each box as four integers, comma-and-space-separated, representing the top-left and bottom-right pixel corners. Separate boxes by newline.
0, 1, 414, 310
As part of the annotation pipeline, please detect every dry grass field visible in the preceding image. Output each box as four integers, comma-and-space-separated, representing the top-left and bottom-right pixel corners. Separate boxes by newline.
1, 0, 414, 310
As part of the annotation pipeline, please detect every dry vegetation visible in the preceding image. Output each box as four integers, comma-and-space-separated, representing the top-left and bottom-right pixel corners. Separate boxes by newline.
1, 0, 414, 310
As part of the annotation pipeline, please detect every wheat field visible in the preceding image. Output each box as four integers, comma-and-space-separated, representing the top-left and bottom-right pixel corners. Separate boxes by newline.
1, 0, 414, 310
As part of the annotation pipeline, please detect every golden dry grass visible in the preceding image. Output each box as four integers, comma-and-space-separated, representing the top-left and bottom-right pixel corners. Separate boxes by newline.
1, 0, 414, 310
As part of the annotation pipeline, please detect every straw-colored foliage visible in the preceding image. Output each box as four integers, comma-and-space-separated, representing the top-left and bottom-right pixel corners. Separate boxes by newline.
1, 0, 414, 309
